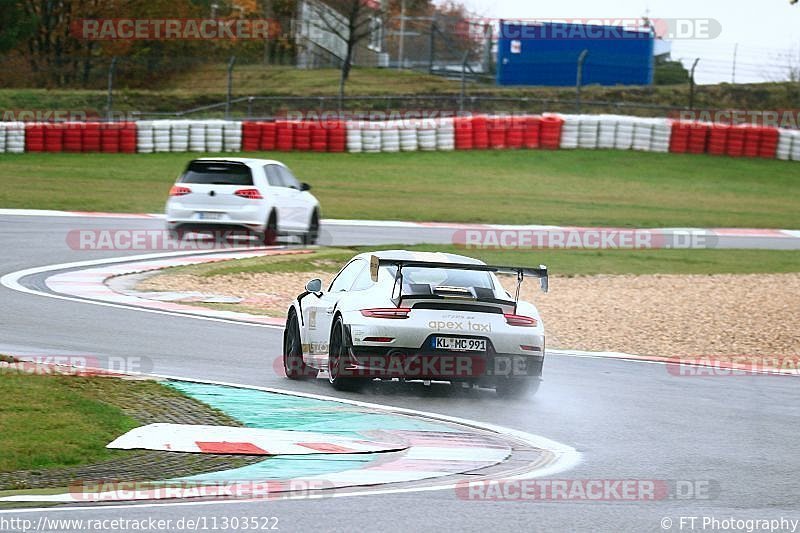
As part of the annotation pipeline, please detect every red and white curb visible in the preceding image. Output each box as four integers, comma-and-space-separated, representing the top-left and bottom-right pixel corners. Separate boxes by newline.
0, 368, 575, 506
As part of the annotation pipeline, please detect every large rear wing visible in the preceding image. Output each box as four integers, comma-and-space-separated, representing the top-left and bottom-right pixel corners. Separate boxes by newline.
369, 256, 549, 310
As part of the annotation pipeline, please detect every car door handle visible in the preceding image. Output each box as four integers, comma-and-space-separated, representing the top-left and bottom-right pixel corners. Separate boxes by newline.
325, 306, 335, 315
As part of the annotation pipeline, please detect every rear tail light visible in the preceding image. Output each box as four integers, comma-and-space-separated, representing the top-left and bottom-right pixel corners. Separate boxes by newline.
363, 337, 395, 343
235, 188, 263, 200
169, 185, 191, 197
504, 314, 538, 327
360, 308, 411, 319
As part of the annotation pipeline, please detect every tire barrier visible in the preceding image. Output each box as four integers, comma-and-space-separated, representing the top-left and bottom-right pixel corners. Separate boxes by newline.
2, 117, 796, 162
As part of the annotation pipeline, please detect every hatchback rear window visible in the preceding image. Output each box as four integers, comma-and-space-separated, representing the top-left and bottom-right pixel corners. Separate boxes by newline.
179, 162, 253, 185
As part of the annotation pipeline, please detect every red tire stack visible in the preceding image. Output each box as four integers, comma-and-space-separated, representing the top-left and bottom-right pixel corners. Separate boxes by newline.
454, 117, 473, 150
275, 120, 293, 151
82, 122, 101, 152
327, 120, 347, 153
242, 122, 261, 151
488, 116, 508, 149
539, 115, 563, 150
260, 122, 277, 151
506, 116, 525, 149
742, 126, 760, 158
523, 116, 541, 149
471, 115, 489, 150
707, 123, 729, 155
100, 123, 121, 153
725, 125, 746, 157
25, 123, 45, 152
44, 123, 64, 152
758, 127, 779, 159
310, 121, 328, 152
293, 121, 311, 151
668, 121, 691, 153
687, 122, 710, 154
119, 122, 137, 153
63, 122, 83, 152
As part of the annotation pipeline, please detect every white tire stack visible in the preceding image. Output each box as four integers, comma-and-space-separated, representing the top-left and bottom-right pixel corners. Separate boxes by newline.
361, 122, 382, 153
436, 117, 455, 151
559, 114, 579, 149
346, 122, 363, 153
791, 130, 800, 162
615, 117, 635, 150
417, 118, 438, 151
578, 115, 599, 149
597, 115, 618, 149
776, 129, 793, 161
205, 120, 224, 152
0, 122, 6, 153
136, 120, 155, 153
650, 118, 671, 153
223, 121, 242, 152
153, 120, 172, 152
381, 120, 401, 153
5, 122, 25, 153
188, 121, 207, 152
399, 122, 418, 152
170, 120, 190, 152
632, 119, 654, 151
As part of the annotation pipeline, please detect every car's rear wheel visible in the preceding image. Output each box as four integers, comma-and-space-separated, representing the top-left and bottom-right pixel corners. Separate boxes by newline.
302, 210, 320, 246
328, 317, 363, 392
495, 378, 539, 398
262, 211, 278, 245
283, 311, 317, 380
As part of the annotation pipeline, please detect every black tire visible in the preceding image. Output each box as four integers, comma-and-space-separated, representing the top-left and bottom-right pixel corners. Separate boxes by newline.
495, 378, 540, 398
283, 311, 317, 380
262, 211, 278, 245
302, 211, 320, 246
328, 316, 363, 392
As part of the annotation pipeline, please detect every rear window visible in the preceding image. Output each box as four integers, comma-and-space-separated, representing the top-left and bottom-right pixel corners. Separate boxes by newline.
383, 266, 495, 290
179, 162, 253, 186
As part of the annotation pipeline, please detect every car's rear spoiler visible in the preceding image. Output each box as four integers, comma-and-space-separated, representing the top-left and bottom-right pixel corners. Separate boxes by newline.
369, 256, 548, 311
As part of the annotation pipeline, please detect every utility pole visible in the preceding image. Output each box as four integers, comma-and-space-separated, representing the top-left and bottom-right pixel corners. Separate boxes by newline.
732, 43, 738, 83
689, 58, 700, 109
106, 57, 117, 121
397, 0, 405, 69
576, 49, 589, 113
226, 56, 236, 119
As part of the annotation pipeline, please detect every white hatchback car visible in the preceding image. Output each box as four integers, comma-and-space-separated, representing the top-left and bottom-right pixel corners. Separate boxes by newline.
166, 158, 321, 244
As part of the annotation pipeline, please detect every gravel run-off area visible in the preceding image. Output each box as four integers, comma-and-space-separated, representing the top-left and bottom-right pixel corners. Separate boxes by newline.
137, 271, 800, 361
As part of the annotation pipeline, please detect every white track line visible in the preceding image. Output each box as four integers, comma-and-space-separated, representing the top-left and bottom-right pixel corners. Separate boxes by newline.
0, 372, 581, 513
0, 249, 285, 330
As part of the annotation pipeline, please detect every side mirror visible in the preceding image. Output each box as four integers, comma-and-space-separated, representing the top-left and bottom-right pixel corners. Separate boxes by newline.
300, 182, 311, 191
305, 278, 322, 293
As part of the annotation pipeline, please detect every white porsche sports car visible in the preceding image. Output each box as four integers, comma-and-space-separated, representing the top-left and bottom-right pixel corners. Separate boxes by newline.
282, 250, 548, 397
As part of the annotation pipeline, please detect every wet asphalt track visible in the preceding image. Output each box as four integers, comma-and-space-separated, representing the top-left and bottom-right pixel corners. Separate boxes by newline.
0, 214, 798, 532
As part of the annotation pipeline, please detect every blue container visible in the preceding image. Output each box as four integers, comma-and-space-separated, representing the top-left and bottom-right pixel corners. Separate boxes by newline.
496, 21, 655, 86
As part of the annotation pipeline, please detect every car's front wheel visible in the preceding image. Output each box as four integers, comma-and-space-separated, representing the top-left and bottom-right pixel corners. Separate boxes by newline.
328, 317, 363, 392
302, 210, 320, 246
283, 311, 317, 379
262, 211, 278, 246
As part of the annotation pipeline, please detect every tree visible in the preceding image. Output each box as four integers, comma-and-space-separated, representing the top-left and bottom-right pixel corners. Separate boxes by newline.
305, 0, 388, 104
0, 0, 36, 53
654, 59, 690, 85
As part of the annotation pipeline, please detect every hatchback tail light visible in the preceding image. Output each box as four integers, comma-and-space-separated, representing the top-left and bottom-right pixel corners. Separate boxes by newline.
504, 314, 538, 327
169, 185, 191, 197
235, 188, 263, 200
360, 308, 411, 319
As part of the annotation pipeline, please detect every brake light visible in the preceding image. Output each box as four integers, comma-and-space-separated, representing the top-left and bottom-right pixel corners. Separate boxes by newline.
364, 337, 395, 343
235, 188, 263, 200
360, 308, 411, 319
169, 185, 191, 196
504, 314, 538, 327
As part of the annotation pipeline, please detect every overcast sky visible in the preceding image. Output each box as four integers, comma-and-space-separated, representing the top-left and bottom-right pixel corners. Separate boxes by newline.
457, 0, 799, 84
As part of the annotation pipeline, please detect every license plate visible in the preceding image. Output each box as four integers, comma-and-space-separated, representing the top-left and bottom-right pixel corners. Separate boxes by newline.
197, 212, 222, 220
432, 337, 486, 352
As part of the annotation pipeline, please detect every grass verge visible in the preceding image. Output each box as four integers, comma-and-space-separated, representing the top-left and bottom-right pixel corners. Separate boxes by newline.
0, 150, 798, 228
